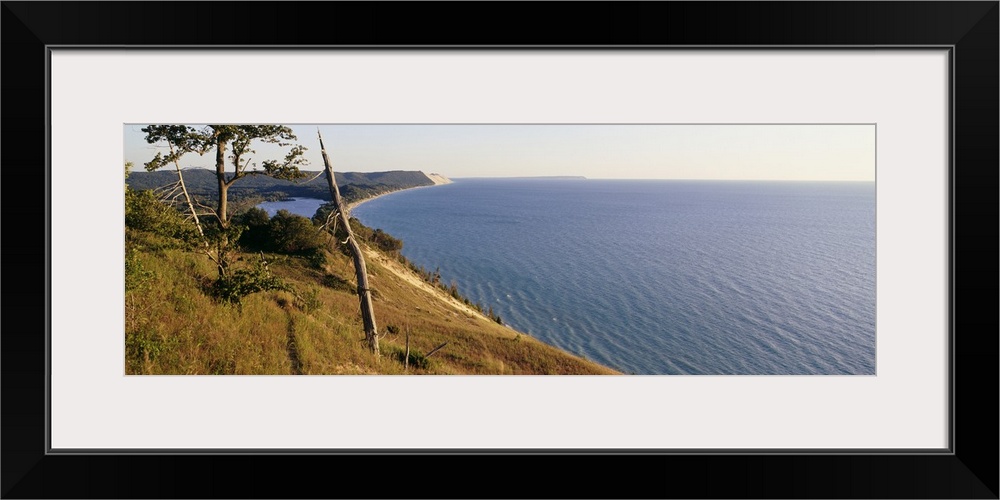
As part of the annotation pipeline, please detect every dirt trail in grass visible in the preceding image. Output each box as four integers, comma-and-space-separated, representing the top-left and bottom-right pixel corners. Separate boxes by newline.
283, 310, 303, 375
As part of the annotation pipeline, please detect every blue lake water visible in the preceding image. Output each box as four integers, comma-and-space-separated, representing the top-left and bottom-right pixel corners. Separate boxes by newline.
256, 197, 326, 218
350, 178, 876, 375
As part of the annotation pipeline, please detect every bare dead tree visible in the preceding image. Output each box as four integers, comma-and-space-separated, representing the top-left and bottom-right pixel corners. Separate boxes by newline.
142, 125, 228, 275
317, 130, 380, 356
166, 141, 207, 240
425, 342, 448, 358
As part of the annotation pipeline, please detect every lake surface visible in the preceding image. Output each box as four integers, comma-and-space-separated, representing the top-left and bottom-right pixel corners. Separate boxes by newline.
352, 178, 876, 375
256, 197, 326, 218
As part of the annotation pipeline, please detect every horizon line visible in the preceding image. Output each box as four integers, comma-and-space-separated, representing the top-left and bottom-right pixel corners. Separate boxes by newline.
145, 167, 874, 182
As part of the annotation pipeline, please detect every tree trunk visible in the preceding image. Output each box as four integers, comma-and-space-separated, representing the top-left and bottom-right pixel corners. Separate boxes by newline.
171, 143, 227, 276
215, 139, 228, 226
318, 131, 379, 356
212, 137, 231, 278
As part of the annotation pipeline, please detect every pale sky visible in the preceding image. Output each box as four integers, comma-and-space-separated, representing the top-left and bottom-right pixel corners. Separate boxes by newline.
124, 124, 875, 181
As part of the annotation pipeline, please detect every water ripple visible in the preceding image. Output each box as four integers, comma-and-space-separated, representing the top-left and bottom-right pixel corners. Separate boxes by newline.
353, 179, 876, 375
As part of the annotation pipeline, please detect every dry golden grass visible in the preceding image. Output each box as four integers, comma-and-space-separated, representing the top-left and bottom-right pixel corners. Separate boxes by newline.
125, 234, 619, 375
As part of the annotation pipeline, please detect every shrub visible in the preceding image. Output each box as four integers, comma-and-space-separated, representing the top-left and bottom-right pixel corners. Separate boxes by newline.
125, 188, 199, 244
125, 326, 163, 372
124, 247, 154, 294
487, 306, 503, 325
125, 325, 180, 374
212, 257, 289, 305
311, 202, 338, 227
387, 345, 430, 370
322, 273, 355, 293
234, 207, 272, 251
268, 209, 324, 254
347, 217, 374, 242
304, 248, 328, 269
370, 228, 403, 253
295, 287, 322, 314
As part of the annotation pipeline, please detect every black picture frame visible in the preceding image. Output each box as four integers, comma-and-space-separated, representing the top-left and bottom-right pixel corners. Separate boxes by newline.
3, 2, 996, 498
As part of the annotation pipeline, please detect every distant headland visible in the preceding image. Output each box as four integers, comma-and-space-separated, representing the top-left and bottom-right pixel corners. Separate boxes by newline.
456, 176, 587, 180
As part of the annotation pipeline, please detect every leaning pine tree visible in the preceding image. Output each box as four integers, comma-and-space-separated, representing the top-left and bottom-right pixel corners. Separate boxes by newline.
317, 130, 380, 356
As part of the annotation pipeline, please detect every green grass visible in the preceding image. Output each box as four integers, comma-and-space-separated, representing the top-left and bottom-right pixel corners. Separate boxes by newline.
124, 228, 619, 375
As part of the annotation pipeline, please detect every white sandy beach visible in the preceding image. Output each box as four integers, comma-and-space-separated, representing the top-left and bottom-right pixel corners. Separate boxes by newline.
346, 172, 451, 213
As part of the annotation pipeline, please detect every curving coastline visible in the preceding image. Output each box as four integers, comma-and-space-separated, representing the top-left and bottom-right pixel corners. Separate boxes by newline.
346, 171, 452, 212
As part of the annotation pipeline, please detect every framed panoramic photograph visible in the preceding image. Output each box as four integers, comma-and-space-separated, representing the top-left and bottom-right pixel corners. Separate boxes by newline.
121, 122, 876, 377
4, 2, 997, 498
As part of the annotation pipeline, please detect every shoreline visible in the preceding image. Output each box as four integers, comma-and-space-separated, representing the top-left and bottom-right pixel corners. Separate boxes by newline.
347, 178, 451, 213
364, 239, 620, 375
347, 188, 409, 213
344, 178, 618, 374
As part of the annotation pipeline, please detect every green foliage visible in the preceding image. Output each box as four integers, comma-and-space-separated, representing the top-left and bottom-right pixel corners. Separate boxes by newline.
487, 306, 503, 325
142, 124, 309, 179
121, 229, 619, 375
212, 257, 289, 305
125, 326, 163, 369
347, 217, 372, 241
262, 144, 309, 180
311, 202, 336, 227
141, 124, 310, 253
339, 184, 382, 204
208, 359, 237, 375
268, 210, 324, 254
232, 208, 327, 268
388, 345, 430, 370
233, 207, 272, 250
303, 248, 326, 269
370, 228, 403, 254
193, 220, 245, 275
124, 246, 154, 294
295, 287, 323, 314
126, 170, 435, 207
313, 209, 401, 252
125, 325, 181, 374
214, 125, 309, 181
235, 208, 325, 257
322, 273, 355, 293
124, 188, 199, 244
141, 125, 204, 171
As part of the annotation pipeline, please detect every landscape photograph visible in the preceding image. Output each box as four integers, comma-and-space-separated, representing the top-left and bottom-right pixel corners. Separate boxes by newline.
124, 124, 876, 375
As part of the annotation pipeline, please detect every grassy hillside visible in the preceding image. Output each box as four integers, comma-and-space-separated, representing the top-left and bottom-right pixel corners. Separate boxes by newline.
124, 188, 618, 375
